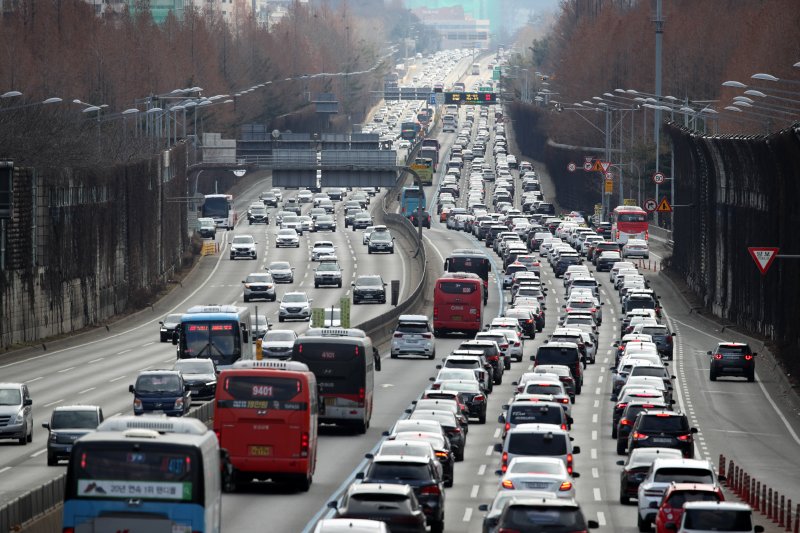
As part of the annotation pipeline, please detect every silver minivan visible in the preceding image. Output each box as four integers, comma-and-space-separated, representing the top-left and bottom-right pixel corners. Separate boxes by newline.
390, 315, 435, 359
494, 423, 580, 474
0, 383, 33, 444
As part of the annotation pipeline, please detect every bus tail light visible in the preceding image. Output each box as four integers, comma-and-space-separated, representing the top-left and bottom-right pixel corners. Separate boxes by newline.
358, 387, 365, 407
300, 432, 310, 457
63, 529, 75, 533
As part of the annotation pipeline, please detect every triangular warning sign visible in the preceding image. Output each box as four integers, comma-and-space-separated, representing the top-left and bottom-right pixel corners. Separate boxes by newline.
656, 197, 672, 212
591, 160, 604, 172
600, 161, 611, 172
748, 247, 779, 275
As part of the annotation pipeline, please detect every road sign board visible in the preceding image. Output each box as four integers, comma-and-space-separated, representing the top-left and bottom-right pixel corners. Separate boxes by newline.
567, 162, 577, 172
600, 161, 611, 172
594, 203, 602, 215
604, 171, 613, 180
583, 162, 592, 172
429, 93, 436, 105
591, 160, 604, 172
656, 197, 672, 213
585, 156, 593, 163
644, 198, 657, 212
623, 199, 637, 206
604, 178, 613, 193
653, 172, 666, 184
748, 247, 779, 275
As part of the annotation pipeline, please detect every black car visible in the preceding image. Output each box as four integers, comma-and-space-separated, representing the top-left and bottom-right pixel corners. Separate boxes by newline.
596, 251, 622, 271
627, 410, 698, 458
313, 214, 336, 232
173, 358, 218, 401
352, 275, 387, 304
330, 483, 427, 533
247, 204, 269, 224
359, 455, 445, 533
260, 192, 278, 207
409, 211, 431, 228
438, 380, 487, 424
129, 370, 192, 417
43, 405, 103, 466
554, 255, 582, 277
159, 313, 182, 342
638, 324, 676, 359
502, 308, 537, 339
708, 342, 756, 381
614, 401, 668, 452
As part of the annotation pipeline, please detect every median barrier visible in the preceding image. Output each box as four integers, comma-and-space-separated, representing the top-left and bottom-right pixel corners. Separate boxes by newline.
1, 473, 65, 533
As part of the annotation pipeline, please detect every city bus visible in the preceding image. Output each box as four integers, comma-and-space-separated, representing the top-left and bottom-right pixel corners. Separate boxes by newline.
432, 272, 485, 337
400, 186, 426, 218
63, 416, 221, 533
291, 328, 378, 434
214, 360, 319, 492
202, 194, 236, 230
444, 248, 492, 304
419, 144, 439, 172
175, 305, 252, 369
611, 205, 649, 244
472, 62, 481, 75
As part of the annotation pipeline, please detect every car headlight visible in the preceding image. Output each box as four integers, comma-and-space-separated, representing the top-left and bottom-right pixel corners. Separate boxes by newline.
49, 432, 58, 442
10, 409, 24, 424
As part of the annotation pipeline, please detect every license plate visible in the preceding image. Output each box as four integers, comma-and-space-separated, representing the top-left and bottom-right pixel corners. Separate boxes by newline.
407, 339, 419, 344
653, 437, 673, 444
248, 445, 272, 457
65, 446, 72, 453
452, 315, 462, 321
525, 482, 550, 489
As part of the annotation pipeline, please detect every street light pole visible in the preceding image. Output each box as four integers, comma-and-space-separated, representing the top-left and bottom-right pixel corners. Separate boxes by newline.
653, 0, 664, 225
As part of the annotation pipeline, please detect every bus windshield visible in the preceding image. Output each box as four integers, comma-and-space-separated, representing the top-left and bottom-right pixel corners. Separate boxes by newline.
183, 321, 241, 366
445, 256, 490, 281
618, 213, 647, 222
202, 197, 229, 219
69, 443, 201, 503
221, 375, 307, 410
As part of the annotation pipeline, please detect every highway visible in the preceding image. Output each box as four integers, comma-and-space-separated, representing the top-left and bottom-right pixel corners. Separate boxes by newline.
2, 54, 799, 533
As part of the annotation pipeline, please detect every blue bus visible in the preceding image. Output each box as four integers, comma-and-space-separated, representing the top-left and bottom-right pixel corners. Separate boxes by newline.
63, 416, 222, 533
174, 305, 253, 369
400, 186, 426, 218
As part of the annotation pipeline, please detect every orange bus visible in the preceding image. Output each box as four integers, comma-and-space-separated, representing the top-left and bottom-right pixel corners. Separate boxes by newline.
433, 272, 484, 337
214, 359, 319, 492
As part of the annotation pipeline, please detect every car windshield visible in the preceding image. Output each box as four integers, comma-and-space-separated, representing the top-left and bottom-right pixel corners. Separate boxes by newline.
440, 381, 480, 393
507, 433, 567, 455
250, 206, 266, 214
283, 294, 307, 303
317, 263, 339, 271
51, 410, 99, 429
358, 277, 382, 287
163, 314, 182, 324
232, 236, 254, 244
270, 262, 290, 270
683, 509, 752, 530
653, 468, 714, 484
253, 316, 268, 326
314, 242, 334, 249
368, 462, 430, 481
277, 230, 296, 236
136, 375, 181, 394
174, 360, 214, 374
264, 331, 295, 342
245, 274, 270, 283
0, 389, 21, 405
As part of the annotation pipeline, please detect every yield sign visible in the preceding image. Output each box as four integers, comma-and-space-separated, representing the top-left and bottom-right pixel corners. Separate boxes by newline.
748, 247, 779, 275
600, 161, 611, 172
656, 197, 672, 212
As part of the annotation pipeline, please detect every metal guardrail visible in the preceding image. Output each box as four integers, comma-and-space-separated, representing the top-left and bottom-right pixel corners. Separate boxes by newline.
6, 187, 429, 533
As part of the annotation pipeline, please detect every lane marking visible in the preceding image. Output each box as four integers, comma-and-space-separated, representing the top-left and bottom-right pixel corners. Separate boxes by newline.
45, 399, 63, 407
25, 377, 43, 384
470, 484, 479, 498
592, 467, 599, 478
0, 467, 11, 475
79, 387, 96, 395
142, 342, 155, 347
478, 464, 486, 476
463, 507, 473, 522
593, 488, 602, 501
485, 445, 493, 456
117, 349, 131, 355
88, 358, 104, 364
493, 428, 501, 439
598, 511, 607, 526
109, 375, 126, 383
30, 448, 47, 458
590, 448, 597, 459
57, 367, 75, 373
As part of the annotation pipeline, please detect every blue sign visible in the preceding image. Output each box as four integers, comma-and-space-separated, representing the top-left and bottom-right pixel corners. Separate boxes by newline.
429, 93, 436, 105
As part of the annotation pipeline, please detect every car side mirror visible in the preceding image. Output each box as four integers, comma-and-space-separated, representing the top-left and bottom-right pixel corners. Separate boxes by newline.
572, 472, 580, 478
587, 520, 600, 529
365, 453, 374, 460
752, 352, 758, 356
327, 501, 338, 509
429, 377, 435, 382
159, 321, 165, 326
691, 427, 698, 434
351, 282, 355, 286
572, 446, 581, 454
42, 422, 50, 430
671, 332, 676, 337
616, 460, 625, 466
493, 443, 503, 453
436, 364, 442, 370
129, 384, 135, 393
355, 472, 365, 480
478, 504, 489, 512
706, 350, 712, 355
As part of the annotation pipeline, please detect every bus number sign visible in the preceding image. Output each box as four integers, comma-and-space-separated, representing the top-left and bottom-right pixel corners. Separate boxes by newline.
251, 385, 274, 397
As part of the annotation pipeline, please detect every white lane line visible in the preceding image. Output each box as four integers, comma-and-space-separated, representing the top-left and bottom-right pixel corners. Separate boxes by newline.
593, 488, 602, 501
591, 413, 598, 424
142, 342, 155, 347
79, 387, 96, 395
463, 507, 473, 522
485, 445, 494, 456
593, 400, 599, 408
57, 367, 75, 373
598, 375, 604, 384
591, 430, 598, 441
88, 358, 104, 364
470, 484, 480, 498
0, 467, 11, 475
117, 349, 131, 355
109, 375, 126, 382
590, 448, 597, 459
597, 511, 607, 526
45, 399, 63, 407
478, 464, 486, 476
592, 467, 599, 478
30, 448, 47, 458
493, 428, 501, 439
594, 387, 601, 395
25, 377, 43, 384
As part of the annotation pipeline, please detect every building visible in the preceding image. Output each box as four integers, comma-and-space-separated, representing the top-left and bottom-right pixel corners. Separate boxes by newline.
410, 5, 490, 50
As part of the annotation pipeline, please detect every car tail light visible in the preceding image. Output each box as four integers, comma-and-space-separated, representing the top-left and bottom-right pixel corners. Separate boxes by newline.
422, 333, 432, 339
431, 383, 441, 390
498, 529, 522, 533
504, 422, 510, 432
615, 403, 628, 410
666, 336, 673, 344
566, 453, 573, 474
502, 452, 508, 469
501, 479, 514, 489
394, 333, 403, 338
63, 529, 75, 533
300, 432, 310, 457
450, 427, 462, 434
488, 354, 499, 361
358, 387, 365, 407
514, 341, 521, 347
560, 398, 569, 404
677, 434, 692, 442
633, 432, 648, 440
420, 484, 441, 495
561, 423, 567, 430
620, 419, 632, 426
526, 319, 533, 324
435, 451, 449, 459
559, 481, 573, 491
744, 354, 753, 360
714, 353, 722, 359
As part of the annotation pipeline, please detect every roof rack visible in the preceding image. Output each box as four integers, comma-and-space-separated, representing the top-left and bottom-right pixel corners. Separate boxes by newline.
233, 360, 310, 372
97, 415, 208, 435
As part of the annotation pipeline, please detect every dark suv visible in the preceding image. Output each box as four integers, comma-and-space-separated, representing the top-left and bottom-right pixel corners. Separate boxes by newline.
359, 455, 445, 533
614, 401, 668, 453
627, 410, 698, 458
129, 370, 191, 417
352, 275, 387, 304
458, 340, 504, 384
43, 405, 103, 465
708, 342, 756, 382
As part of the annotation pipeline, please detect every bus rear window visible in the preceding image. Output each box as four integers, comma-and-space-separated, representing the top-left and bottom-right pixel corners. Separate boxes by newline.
403, 188, 421, 198
438, 281, 478, 294
618, 213, 647, 222
296, 342, 361, 362
223, 376, 301, 401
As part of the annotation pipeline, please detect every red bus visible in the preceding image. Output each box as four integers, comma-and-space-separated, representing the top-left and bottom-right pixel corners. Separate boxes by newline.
433, 272, 485, 337
214, 359, 319, 492
444, 249, 491, 304
611, 205, 649, 244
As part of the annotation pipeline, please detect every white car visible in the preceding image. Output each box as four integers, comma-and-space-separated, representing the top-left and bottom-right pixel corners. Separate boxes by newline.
278, 292, 312, 322
311, 241, 336, 261
275, 228, 300, 248
499, 456, 577, 499
622, 238, 650, 258
398, 140, 411, 149
229, 235, 257, 260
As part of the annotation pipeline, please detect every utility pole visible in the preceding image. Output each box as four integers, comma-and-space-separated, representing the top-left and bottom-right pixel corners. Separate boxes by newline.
653, 0, 664, 225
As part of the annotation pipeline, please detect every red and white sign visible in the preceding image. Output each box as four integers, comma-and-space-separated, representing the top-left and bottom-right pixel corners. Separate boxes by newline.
583, 162, 592, 171
748, 247, 779, 275
653, 172, 666, 184
604, 171, 613, 180
644, 198, 658, 212
600, 161, 611, 172
584, 156, 593, 163
567, 162, 577, 172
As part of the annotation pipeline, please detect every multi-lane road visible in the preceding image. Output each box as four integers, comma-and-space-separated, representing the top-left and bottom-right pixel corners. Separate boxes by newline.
1, 56, 799, 533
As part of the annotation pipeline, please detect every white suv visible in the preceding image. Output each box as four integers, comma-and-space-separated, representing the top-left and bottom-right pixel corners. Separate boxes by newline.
278, 292, 312, 322
311, 241, 336, 261
229, 235, 257, 260
390, 315, 435, 359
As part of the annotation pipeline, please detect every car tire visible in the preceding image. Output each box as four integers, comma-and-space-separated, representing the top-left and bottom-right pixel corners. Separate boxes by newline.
620, 493, 630, 505
478, 411, 486, 424
431, 520, 444, 533
314, 282, 319, 288
445, 478, 453, 488
229, 255, 235, 260
355, 420, 368, 435
338, 282, 342, 288
278, 317, 285, 323
368, 249, 372, 254
617, 439, 628, 455
709, 370, 717, 381
747, 371, 755, 382
637, 514, 651, 532
160, 334, 167, 342
47, 453, 57, 466
390, 352, 398, 359
18, 431, 26, 445
244, 295, 250, 302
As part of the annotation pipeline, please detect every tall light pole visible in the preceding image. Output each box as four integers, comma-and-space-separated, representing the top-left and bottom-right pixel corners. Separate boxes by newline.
653, 0, 664, 225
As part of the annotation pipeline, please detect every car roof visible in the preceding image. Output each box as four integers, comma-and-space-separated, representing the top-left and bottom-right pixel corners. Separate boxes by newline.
137, 370, 181, 377
651, 457, 714, 470
398, 314, 429, 323
505, 497, 581, 509
682, 501, 751, 511
627, 447, 685, 467
347, 483, 414, 496
508, 423, 568, 434
371, 454, 430, 465
52, 405, 101, 412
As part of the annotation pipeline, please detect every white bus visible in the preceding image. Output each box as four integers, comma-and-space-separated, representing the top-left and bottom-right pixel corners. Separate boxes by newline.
202, 194, 236, 230
472, 62, 481, 75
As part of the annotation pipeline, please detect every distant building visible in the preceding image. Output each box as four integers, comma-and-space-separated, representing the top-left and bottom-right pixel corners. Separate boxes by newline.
411, 5, 490, 50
